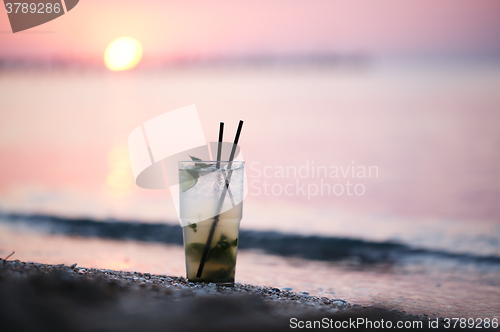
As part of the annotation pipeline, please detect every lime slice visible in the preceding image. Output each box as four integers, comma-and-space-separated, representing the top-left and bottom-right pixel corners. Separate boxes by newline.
180, 170, 197, 192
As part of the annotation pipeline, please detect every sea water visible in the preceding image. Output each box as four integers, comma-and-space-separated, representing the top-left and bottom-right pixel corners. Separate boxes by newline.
0, 60, 499, 317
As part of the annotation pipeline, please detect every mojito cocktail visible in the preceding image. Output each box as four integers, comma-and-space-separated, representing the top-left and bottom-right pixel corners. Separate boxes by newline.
179, 160, 244, 284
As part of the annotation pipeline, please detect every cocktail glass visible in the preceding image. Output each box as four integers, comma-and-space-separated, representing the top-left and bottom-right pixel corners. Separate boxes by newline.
179, 160, 244, 285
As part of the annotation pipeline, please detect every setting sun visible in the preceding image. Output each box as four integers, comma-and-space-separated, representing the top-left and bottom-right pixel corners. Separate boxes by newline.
104, 37, 143, 71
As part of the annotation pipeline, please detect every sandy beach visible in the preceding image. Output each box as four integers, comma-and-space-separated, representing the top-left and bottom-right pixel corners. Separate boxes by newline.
0, 258, 444, 331
1, 0, 499, 330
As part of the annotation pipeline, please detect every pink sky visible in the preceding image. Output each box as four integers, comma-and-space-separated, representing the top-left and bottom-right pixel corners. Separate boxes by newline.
1, 0, 500, 63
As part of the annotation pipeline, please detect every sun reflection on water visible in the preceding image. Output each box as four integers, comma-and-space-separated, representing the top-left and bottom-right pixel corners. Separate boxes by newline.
106, 146, 133, 197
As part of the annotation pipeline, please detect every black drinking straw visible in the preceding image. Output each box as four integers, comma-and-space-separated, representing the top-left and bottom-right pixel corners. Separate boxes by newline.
196, 120, 244, 278
228, 120, 243, 164
216, 122, 224, 169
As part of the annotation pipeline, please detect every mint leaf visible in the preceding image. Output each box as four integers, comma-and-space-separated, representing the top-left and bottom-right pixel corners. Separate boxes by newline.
206, 245, 235, 264
189, 155, 211, 168
216, 233, 231, 250
218, 240, 231, 250
185, 242, 205, 260
185, 156, 213, 181
188, 224, 197, 232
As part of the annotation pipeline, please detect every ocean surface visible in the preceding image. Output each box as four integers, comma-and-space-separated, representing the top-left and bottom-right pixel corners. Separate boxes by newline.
1, 59, 499, 318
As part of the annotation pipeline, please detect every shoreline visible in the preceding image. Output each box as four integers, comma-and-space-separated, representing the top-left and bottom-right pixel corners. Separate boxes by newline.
0, 258, 449, 331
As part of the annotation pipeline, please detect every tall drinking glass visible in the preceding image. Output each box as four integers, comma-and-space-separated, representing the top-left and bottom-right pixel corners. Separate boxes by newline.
179, 161, 244, 285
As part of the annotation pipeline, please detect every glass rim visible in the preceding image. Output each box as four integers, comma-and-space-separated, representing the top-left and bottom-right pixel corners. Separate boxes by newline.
178, 160, 245, 163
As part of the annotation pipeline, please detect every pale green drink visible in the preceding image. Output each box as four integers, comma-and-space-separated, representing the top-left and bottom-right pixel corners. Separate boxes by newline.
179, 161, 244, 284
